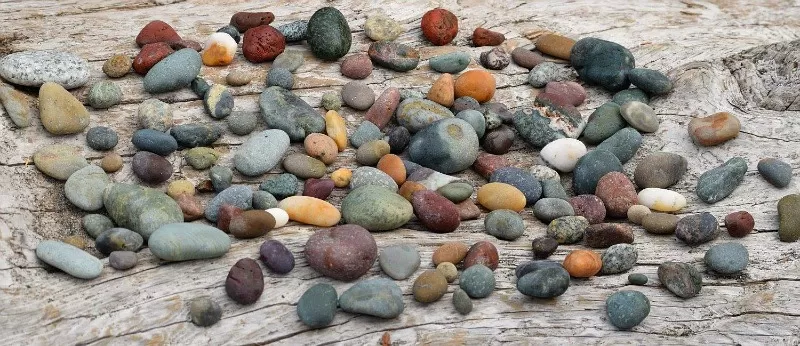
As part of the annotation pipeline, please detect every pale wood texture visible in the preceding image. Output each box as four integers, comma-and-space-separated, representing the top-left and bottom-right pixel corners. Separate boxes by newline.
2, 0, 800, 344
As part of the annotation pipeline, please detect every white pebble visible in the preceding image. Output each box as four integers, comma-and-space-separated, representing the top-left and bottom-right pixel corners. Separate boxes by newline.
637, 188, 687, 212
539, 138, 587, 172
266, 208, 290, 228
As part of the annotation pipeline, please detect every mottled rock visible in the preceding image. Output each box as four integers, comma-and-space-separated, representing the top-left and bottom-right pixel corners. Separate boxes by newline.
696, 157, 747, 204
675, 212, 719, 245
658, 262, 702, 298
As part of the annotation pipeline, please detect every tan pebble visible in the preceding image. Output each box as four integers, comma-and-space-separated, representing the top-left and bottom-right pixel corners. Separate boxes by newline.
536, 34, 575, 60
100, 153, 123, 173
278, 196, 341, 226
63, 235, 86, 249
226, 70, 252, 86
355, 140, 390, 166
325, 110, 348, 151
476, 182, 526, 211
102, 54, 132, 78
304, 133, 339, 165
167, 179, 196, 199
331, 168, 352, 188
432, 242, 469, 265
626, 204, 651, 225
412, 270, 448, 303
436, 262, 458, 282
427, 73, 455, 107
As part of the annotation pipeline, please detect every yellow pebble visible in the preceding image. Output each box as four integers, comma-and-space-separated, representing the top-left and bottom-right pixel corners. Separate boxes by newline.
476, 182, 526, 211
331, 168, 352, 188
167, 179, 196, 199
325, 110, 348, 151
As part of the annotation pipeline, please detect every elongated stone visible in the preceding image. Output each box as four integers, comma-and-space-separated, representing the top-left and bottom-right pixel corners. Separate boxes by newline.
148, 223, 231, 261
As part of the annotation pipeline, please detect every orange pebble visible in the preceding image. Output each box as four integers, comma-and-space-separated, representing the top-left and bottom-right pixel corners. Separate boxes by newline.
454, 69, 496, 103
277, 196, 341, 227
476, 182, 525, 211
399, 181, 426, 201
325, 110, 348, 151
427, 73, 454, 107
562, 250, 602, 278
377, 154, 406, 185
536, 34, 575, 60
331, 168, 352, 187
201, 33, 236, 66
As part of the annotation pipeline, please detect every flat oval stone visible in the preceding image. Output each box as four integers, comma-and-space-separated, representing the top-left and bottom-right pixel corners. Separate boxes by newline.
585, 223, 634, 248
306, 225, 377, 281
757, 158, 792, 188
297, 283, 338, 328
704, 242, 748, 275
356, 140, 390, 166
273, 49, 304, 72
303, 178, 335, 200
536, 34, 575, 60
511, 47, 544, 69
546, 215, 588, 244
413, 270, 448, 303
473, 27, 505, 46
379, 244, 420, 280
36, 240, 102, 279
226, 258, 264, 304
725, 211, 754, 238
341, 81, 375, 110
131, 151, 172, 184
569, 195, 606, 224
96, 227, 143, 255
675, 212, 719, 246
109, 251, 138, 270
583, 102, 626, 144
148, 223, 231, 261
340, 54, 373, 79
637, 188, 687, 212
437, 182, 473, 203
570, 37, 634, 91
339, 278, 404, 318
132, 129, 178, 156
259, 86, 325, 141
366, 88, 401, 130
459, 264, 495, 298
533, 198, 575, 223
39, 82, 89, 135
368, 41, 420, 72
540, 138, 587, 172
572, 149, 623, 195
613, 88, 649, 106
259, 239, 294, 274
408, 118, 479, 174
628, 273, 648, 285
278, 196, 341, 227
205, 185, 253, 222
342, 186, 412, 231
364, 14, 403, 41
476, 182, 526, 212
626, 205, 650, 225
658, 262, 702, 298
143, 48, 202, 94
596, 127, 642, 164
601, 243, 638, 274
463, 241, 499, 271
432, 242, 469, 265
230, 210, 275, 239
283, 153, 326, 179
595, 172, 638, 218
628, 68, 672, 95
620, 101, 658, 133
543, 81, 586, 107
642, 213, 679, 235
307, 7, 351, 61
634, 152, 688, 189
234, 129, 290, 176
396, 98, 455, 133
412, 190, 460, 233
452, 288, 473, 314
0, 84, 33, 128
688, 112, 741, 146
606, 290, 650, 330
779, 194, 800, 242
103, 183, 183, 239
429, 51, 471, 74
490, 167, 542, 205
86, 126, 118, 151
189, 296, 222, 327
204, 84, 234, 119
266, 67, 294, 89
0, 51, 89, 89
517, 265, 570, 298
64, 165, 110, 211
696, 157, 747, 204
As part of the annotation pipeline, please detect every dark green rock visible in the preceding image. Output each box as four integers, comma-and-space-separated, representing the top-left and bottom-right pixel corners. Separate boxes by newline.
606, 290, 650, 329
452, 288, 473, 315
541, 179, 568, 200
757, 158, 792, 188
596, 127, 642, 164
484, 209, 525, 241
612, 88, 649, 106
338, 278, 404, 318
148, 223, 231, 261
103, 183, 183, 239
437, 182, 474, 203
778, 194, 800, 242
516, 265, 570, 298
582, 102, 625, 144
341, 186, 413, 231
570, 37, 635, 91
627, 68, 672, 95
210, 165, 233, 192
407, 118, 479, 174
143, 48, 202, 94
95, 228, 144, 255
546, 215, 588, 244
513, 108, 566, 148
459, 264, 495, 298
675, 212, 719, 246
185, 147, 219, 170
191, 77, 210, 97
306, 7, 352, 61
628, 273, 648, 285
572, 149, 623, 195
297, 283, 338, 328
657, 262, 702, 298
696, 157, 747, 204
82, 214, 114, 239
86, 126, 118, 151
170, 123, 223, 148
259, 173, 299, 199
429, 51, 470, 74
258, 86, 325, 141
515, 260, 563, 278
704, 242, 748, 275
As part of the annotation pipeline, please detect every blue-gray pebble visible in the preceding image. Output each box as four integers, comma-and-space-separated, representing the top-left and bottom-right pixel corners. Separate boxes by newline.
485, 209, 525, 240
234, 129, 290, 176
350, 121, 383, 148
612, 89, 649, 106
148, 223, 231, 261
297, 283, 338, 328
459, 264, 495, 298
204, 185, 253, 222
704, 242, 748, 275
407, 118, 479, 174
260, 173, 299, 199
627, 68, 672, 95
757, 158, 792, 188
132, 129, 178, 156
86, 126, 118, 151
516, 265, 570, 298
170, 123, 223, 148
36, 240, 102, 279
339, 278, 405, 319
252, 191, 278, 209
428, 51, 471, 74
572, 149, 623, 195
533, 198, 575, 223
606, 290, 650, 329
143, 48, 202, 94
266, 67, 294, 89
210, 165, 233, 192
490, 167, 542, 205
696, 157, 747, 204
456, 109, 486, 138
596, 127, 642, 164
259, 86, 325, 141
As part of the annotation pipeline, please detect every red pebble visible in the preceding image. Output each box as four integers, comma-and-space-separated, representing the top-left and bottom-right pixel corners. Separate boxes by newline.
217, 204, 244, 232
543, 81, 586, 107
303, 178, 335, 200
472, 152, 510, 178
463, 240, 499, 270
133, 42, 174, 75
472, 27, 505, 46
365, 87, 401, 129
411, 190, 460, 233
242, 25, 286, 63
230, 12, 275, 32
421, 8, 459, 46
135, 20, 181, 47
725, 211, 754, 237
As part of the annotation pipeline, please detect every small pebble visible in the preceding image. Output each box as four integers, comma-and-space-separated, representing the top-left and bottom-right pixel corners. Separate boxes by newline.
100, 153, 124, 173
536, 34, 575, 60
225, 258, 264, 304
189, 296, 222, 327
259, 239, 295, 274
676, 212, 719, 246
432, 242, 469, 265
216, 25, 241, 43
637, 188, 687, 212
226, 112, 258, 136
511, 48, 544, 69
484, 209, 525, 241
459, 264, 495, 299
273, 49, 305, 72
620, 101, 659, 133
429, 51, 471, 74
364, 14, 404, 41
464, 241, 499, 271
642, 213, 679, 235
531, 237, 558, 259
277, 20, 309, 43
562, 249, 602, 278
341, 54, 373, 79
606, 290, 650, 330
533, 198, 575, 223
476, 182, 526, 212
86, 126, 118, 151
613, 88, 649, 106
266, 208, 289, 228
420, 8, 458, 45
321, 91, 342, 111
725, 211, 754, 237
138, 98, 173, 132
452, 288, 473, 315
202, 32, 237, 66
688, 112, 740, 146
87, 81, 122, 109
757, 158, 792, 188
528, 62, 575, 88
628, 68, 672, 95
266, 67, 294, 89
546, 215, 588, 244
436, 262, 458, 282
109, 251, 138, 270
226, 70, 252, 86
627, 205, 651, 225
296, 283, 337, 328
103, 54, 132, 78
696, 157, 747, 204
342, 81, 376, 110
413, 270, 448, 303
628, 273, 648, 285
658, 262, 702, 298
472, 27, 505, 46
704, 242, 749, 275
601, 243, 638, 275
479, 47, 510, 70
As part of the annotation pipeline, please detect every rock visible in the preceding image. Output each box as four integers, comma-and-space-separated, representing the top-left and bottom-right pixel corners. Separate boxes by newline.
242, 25, 285, 63
364, 89, 400, 130
464, 241, 499, 270
620, 101, 658, 133
229, 210, 275, 239
273, 49, 304, 72
533, 198, 575, 223
341, 81, 375, 110
512, 107, 578, 148
479, 47, 510, 70
601, 243, 638, 274
634, 152, 687, 189
191, 77, 211, 97
0, 51, 89, 89
562, 249, 602, 277
456, 110, 487, 138
86, 81, 122, 109
226, 112, 258, 136
259, 86, 325, 141
396, 98, 454, 133
339, 278, 404, 318
132, 129, 178, 156
185, 147, 219, 170
460, 264, 495, 298
637, 188, 687, 212
306, 7, 351, 61
541, 179, 568, 200
456, 199, 481, 220
203, 84, 234, 119
658, 262, 702, 298
33, 144, 88, 180
428, 73, 455, 107
725, 211, 754, 238
757, 158, 792, 188
86, 126, 118, 151
511, 48, 544, 69
572, 149, 623, 195
696, 157, 747, 204
454, 70, 496, 103
303, 178, 335, 200
452, 288, 473, 314
234, 130, 290, 176
277, 20, 309, 43
705, 242, 749, 275
109, 251, 137, 270
217, 25, 241, 44
368, 41, 420, 72
100, 153, 124, 173
613, 88, 649, 106
546, 216, 588, 244
569, 195, 606, 224
476, 182, 526, 212
83, 214, 114, 239
256, 239, 294, 274
350, 166, 398, 191
38, 82, 89, 135
490, 167, 542, 205
413, 270, 448, 303
379, 245, 420, 280
434, 262, 457, 283
473, 153, 509, 178
585, 223, 634, 248
628, 68, 672, 95
473, 27, 505, 46
688, 112, 741, 146
583, 102, 625, 144
279, 196, 341, 226
225, 258, 264, 305
95, 228, 143, 255
642, 213, 679, 235
252, 191, 278, 210
148, 223, 230, 261
530, 237, 558, 259
675, 212, 719, 246
171, 123, 223, 149
527, 62, 575, 88
331, 168, 352, 188
170, 39, 203, 52
143, 48, 202, 94
606, 290, 650, 330
131, 151, 172, 184
64, 165, 110, 211
405, 166, 460, 191
437, 182, 472, 203
103, 54, 132, 78
543, 81, 586, 107
364, 14, 403, 41
779, 194, 800, 242
231, 12, 277, 31
202, 32, 237, 66
341, 185, 412, 231
340, 54, 373, 79
134, 42, 174, 75
35, 241, 102, 279
297, 283, 338, 328
189, 296, 222, 327
205, 185, 253, 222
266, 208, 289, 228
570, 37, 634, 91
536, 34, 575, 59
136, 20, 181, 46
596, 127, 642, 164
482, 125, 514, 154
429, 51, 471, 74
595, 172, 638, 218
540, 138, 587, 172
412, 190, 460, 233
210, 166, 234, 192
348, 121, 382, 149
306, 225, 377, 281
377, 154, 407, 185
408, 118, 479, 174
0, 84, 32, 128
421, 8, 458, 45
176, 194, 204, 221
138, 99, 172, 132
266, 67, 294, 89
628, 273, 648, 285
517, 264, 571, 298
282, 153, 326, 179
484, 210, 526, 241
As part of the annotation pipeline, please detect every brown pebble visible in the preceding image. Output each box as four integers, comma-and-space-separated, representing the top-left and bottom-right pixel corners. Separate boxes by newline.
568, 195, 606, 224
100, 153, 123, 173
230, 11, 275, 32
455, 199, 481, 220
482, 125, 514, 155
303, 178, 335, 200
216, 204, 243, 232
340, 54, 373, 79
531, 236, 558, 259
226, 70, 253, 86
642, 213, 679, 235
595, 172, 638, 218
230, 210, 276, 239
412, 269, 448, 303
304, 133, 338, 165
536, 34, 575, 60
102, 54, 132, 78
584, 223, 634, 248
377, 154, 406, 185
365, 87, 401, 130
472, 27, 505, 46
688, 112, 741, 147
432, 242, 469, 266
176, 194, 204, 221
510, 47, 544, 69
463, 240, 499, 271
427, 73, 455, 107
725, 211, 754, 237
225, 258, 264, 304
562, 249, 601, 277
472, 152, 509, 178
63, 235, 86, 249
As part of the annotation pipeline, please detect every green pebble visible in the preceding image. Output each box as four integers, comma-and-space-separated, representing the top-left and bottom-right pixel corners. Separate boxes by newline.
429, 51, 471, 74
696, 157, 747, 204
628, 273, 648, 285
260, 173, 299, 199
185, 147, 220, 170
582, 102, 626, 144
341, 186, 413, 231
436, 182, 474, 203
252, 191, 278, 209
459, 264, 495, 298
484, 209, 525, 241
87, 81, 122, 109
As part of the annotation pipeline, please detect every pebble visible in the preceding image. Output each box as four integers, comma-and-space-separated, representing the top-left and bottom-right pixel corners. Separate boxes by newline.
148, 223, 230, 261
428, 73, 455, 107
273, 49, 305, 72
340, 54, 373, 79
321, 92, 342, 112
86, 126, 118, 151
511, 48, 544, 69
283, 153, 326, 179
377, 154, 407, 185
570, 37, 635, 91
412, 190, 461, 233
585, 223, 634, 248
266, 67, 294, 89
204, 84, 235, 119
529, 164, 559, 181
606, 290, 650, 330
696, 157, 747, 204
87, 81, 122, 109
347, 121, 381, 149
305, 224, 377, 281
725, 211, 754, 237
170, 39, 202, 52
562, 249, 602, 277
168, 123, 218, 147
583, 102, 625, 144
109, 251, 137, 271
136, 20, 181, 46
297, 284, 337, 328
601, 243, 638, 275
405, 164, 460, 190
363, 90, 400, 131
473, 27, 505, 46
456, 110, 486, 138
96, 228, 143, 255
204, 185, 253, 222
675, 212, 719, 246
60, 235, 84, 249
658, 262, 702, 298
637, 188, 687, 212
421, 8, 458, 45
132, 129, 178, 156
277, 20, 309, 43
688, 112, 741, 146
350, 166, 398, 191
306, 7, 351, 61
166, 180, 194, 199
257, 239, 294, 274
201, 33, 236, 66
242, 25, 285, 63
64, 165, 110, 211
234, 129, 290, 176
705, 242, 750, 275
569, 195, 606, 224
512, 108, 575, 148
36, 240, 102, 279
103, 54, 132, 78
368, 41, 420, 72
479, 47, 510, 70
533, 198, 575, 223
364, 14, 403, 41
539, 138, 587, 172
628, 68, 672, 95
628, 273, 648, 285
546, 216, 588, 244
225, 258, 264, 304
191, 77, 211, 97
620, 101, 658, 133
342, 185, 412, 230
490, 167, 542, 205
432, 263, 456, 283
331, 168, 352, 188
379, 245, 420, 280
143, 48, 202, 94
82, 214, 114, 239
0, 84, 31, 128
341, 81, 375, 110
266, 208, 290, 228
189, 296, 222, 327
137, 99, 172, 132
251, 191, 278, 210
757, 158, 792, 188
134, 42, 174, 75
596, 127, 642, 164
527, 62, 575, 88
437, 182, 472, 203
226, 112, 258, 136
452, 288, 473, 314
516, 264, 571, 298
103, 183, 183, 239
464, 241, 499, 271
456, 199, 481, 220
396, 98, 454, 133
482, 209, 523, 241
339, 278, 404, 318
454, 69, 496, 103
0, 51, 89, 89
779, 194, 800, 242
210, 166, 234, 192
428, 51, 471, 74
259, 86, 325, 141
541, 179, 568, 200
634, 152, 688, 189
279, 196, 341, 226
482, 125, 514, 154
613, 89, 649, 106
536, 34, 575, 60
33, 144, 88, 181
216, 25, 241, 43
595, 172, 638, 218
642, 213, 679, 235
230, 210, 275, 239
177, 194, 204, 221
38, 82, 89, 135
433, 242, 469, 265
572, 149, 623, 195
476, 182, 526, 212
459, 264, 495, 298
303, 178, 335, 200
413, 270, 448, 303
408, 118, 479, 174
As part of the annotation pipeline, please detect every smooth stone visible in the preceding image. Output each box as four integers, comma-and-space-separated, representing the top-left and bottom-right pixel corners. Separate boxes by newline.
532, 237, 559, 259
452, 288, 473, 315
543, 81, 586, 107
86, 126, 118, 151
585, 223, 635, 248
340, 54, 373, 79
217, 25, 241, 44
364, 14, 403, 41
229, 210, 275, 239
628, 273, 648, 285
658, 262, 702, 298
87, 81, 122, 109
372, 155, 404, 185
595, 172, 638, 218
396, 98, 455, 133
570, 37, 635, 91
412, 190, 461, 233
533, 198, 575, 223
203, 84, 234, 118
620, 101, 659, 133
725, 211, 754, 237
273, 49, 305, 72
103, 54, 132, 78
513, 108, 572, 148
583, 102, 626, 144
149, 223, 230, 261
138, 99, 173, 131
109, 251, 137, 270
136, 20, 182, 46
306, 7, 351, 61
64, 165, 110, 211
339, 278, 404, 318
463, 241, 500, 271
536, 34, 575, 59
688, 112, 741, 146
234, 129, 290, 176
259, 239, 294, 274
277, 20, 309, 43
704, 242, 749, 275
779, 194, 800, 242
511, 47, 544, 69
170, 123, 222, 148
33, 144, 88, 180
38, 82, 89, 135
100, 153, 123, 173
350, 121, 383, 148
260, 173, 299, 199
413, 270, 448, 303
634, 152, 688, 189
331, 168, 352, 188
341, 185, 413, 231
516, 260, 563, 279
259, 86, 325, 141
696, 157, 747, 204
190, 77, 211, 97
306, 224, 377, 281
185, 147, 219, 170
637, 188, 687, 212
563, 249, 603, 277
368, 41, 420, 72
379, 245, 420, 280
601, 243, 638, 274
613, 88, 649, 106
432, 242, 469, 265
596, 127, 642, 164
252, 191, 278, 210
405, 165, 460, 191
456, 199, 481, 220
95, 228, 143, 255
516, 265, 570, 298
569, 195, 606, 224
546, 215, 588, 244
131, 151, 171, 184
83, 214, 114, 239
572, 149, 623, 195
266, 68, 294, 89
266, 208, 290, 228
489, 167, 542, 205
437, 262, 458, 282
456, 110, 486, 138
0, 84, 33, 127
407, 118, 479, 174
606, 290, 650, 330
541, 179, 568, 200
189, 296, 222, 327
204, 185, 253, 222
483, 209, 524, 241
628, 68, 672, 95
527, 61, 575, 88
399, 89, 426, 100
429, 51, 471, 74
0, 51, 89, 88
226, 112, 258, 136
132, 129, 178, 156
366, 88, 401, 130
283, 153, 326, 179
758, 158, 792, 188
350, 166, 398, 191
675, 212, 719, 246
459, 264, 495, 298
143, 49, 202, 93
35, 241, 102, 279
209, 166, 233, 192
481, 125, 514, 154
303, 178, 335, 200
321, 91, 342, 111
297, 283, 337, 328
476, 182, 526, 212
225, 258, 264, 304
642, 213, 679, 235
437, 182, 474, 203
278, 196, 341, 227
540, 138, 588, 172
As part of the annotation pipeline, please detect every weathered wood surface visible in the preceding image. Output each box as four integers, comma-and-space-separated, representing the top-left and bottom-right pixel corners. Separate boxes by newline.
2, 0, 800, 344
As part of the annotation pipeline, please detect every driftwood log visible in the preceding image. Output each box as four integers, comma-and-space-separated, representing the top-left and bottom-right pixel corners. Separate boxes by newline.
2, 0, 800, 344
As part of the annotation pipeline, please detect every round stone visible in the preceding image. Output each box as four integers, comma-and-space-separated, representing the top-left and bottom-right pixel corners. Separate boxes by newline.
341, 81, 375, 110
143, 48, 202, 94
482, 125, 514, 154
242, 25, 285, 63
149, 223, 230, 261
86, 126, 118, 151
0, 51, 89, 89
413, 270, 448, 303
132, 129, 178, 156
103, 54, 132, 78
634, 152, 688, 189
459, 264, 495, 299
572, 149, 623, 195
340, 54, 373, 79
259, 239, 295, 274
546, 215, 588, 244
704, 242, 749, 275
349, 166, 398, 191
516, 264, 570, 298
252, 191, 277, 210
321, 91, 342, 111
620, 101, 658, 133
306, 7, 352, 61
379, 244, 420, 280
452, 288, 473, 315
109, 251, 137, 270
356, 140, 390, 166
562, 249, 602, 278
595, 172, 638, 218
569, 195, 606, 224
185, 147, 220, 170
484, 209, 525, 241
676, 212, 720, 246
189, 296, 222, 327
95, 228, 143, 255
342, 185, 412, 231
531, 237, 558, 259
297, 283, 338, 328
226, 112, 258, 136
210, 166, 234, 192
454, 70, 496, 103
407, 118, 479, 174
225, 258, 264, 304
606, 290, 650, 329
82, 214, 114, 239
138, 99, 173, 131
131, 151, 172, 184
436, 262, 458, 282
266, 208, 290, 228
428, 73, 455, 107
628, 273, 648, 285
456, 110, 486, 138
725, 211, 754, 237
87, 81, 122, 109
533, 198, 575, 223
412, 190, 460, 233
234, 129, 290, 176
305, 224, 377, 281
601, 243, 638, 275
479, 47, 510, 70
463, 241, 499, 271
437, 182, 473, 203
266, 67, 294, 89
339, 278, 404, 319
476, 182, 526, 212
420, 8, 458, 45
65, 165, 111, 211
540, 138, 587, 172
303, 178, 335, 200
364, 14, 403, 41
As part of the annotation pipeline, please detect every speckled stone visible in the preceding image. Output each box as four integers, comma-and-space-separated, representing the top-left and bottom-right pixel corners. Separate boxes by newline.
541, 179, 568, 200
368, 41, 420, 72
516, 262, 570, 298
452, 288, 473, 314
612, 88, 649, 106
459, 264, 495, 298
273, 49, 305, 72
321, 91, 342, 111
306, 7, 352, 61
143, 48, 202, 94
138, 99, 173, 132
479, 47, 510, 70
364, 14, 404, 41
531, 237, 559, 259
482, 125, 514, 154
342, 185, 412, 231
86, 126, 119, 151
658, 262, 702, 298
546, 215, 588, 244
277, 20, 309, 43
675, 212, 719, 246
259, 86, 325, 141
696, 157, 747, 204
185, 147, 220, 170
350, 121, 383, 148
87, 81, 122, 109
572, 149, 623, 195
456, 110, 486, 138
606, 290, 650, 330
601, 243, 638, 274
297, 283, 337, 328
528, 61, 575, 88
585, 223, 634, 248
103, 54, 132, 78
339, 278, 404, 318
429, 51, 471, 74
512, 107, 575, 148
0, 51, 89, 89
260, 173, 299, 199
226, 112, 259, 136
266, 67, 294, 89
189, 296, 222, 327
252, 191, 278, 209
569, 195, 606, 224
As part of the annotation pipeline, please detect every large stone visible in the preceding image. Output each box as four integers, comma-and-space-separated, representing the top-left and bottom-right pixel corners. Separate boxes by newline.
570, 37, 635, 91
259, 86, 325, 141
33, 144, 88, 181
143, 48, 202, 93
103, 183, 183, 239
306, 7, 352, 61
234, 130, 290, 176
0, 51, 89, 89
778, 194, 800, 242
64, 165, 110, 211
341, 186, 413, 231
407, 118, 479, 174
339, 278, 404, 318
148, 223, 231, 261
38, 82, 89, 135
